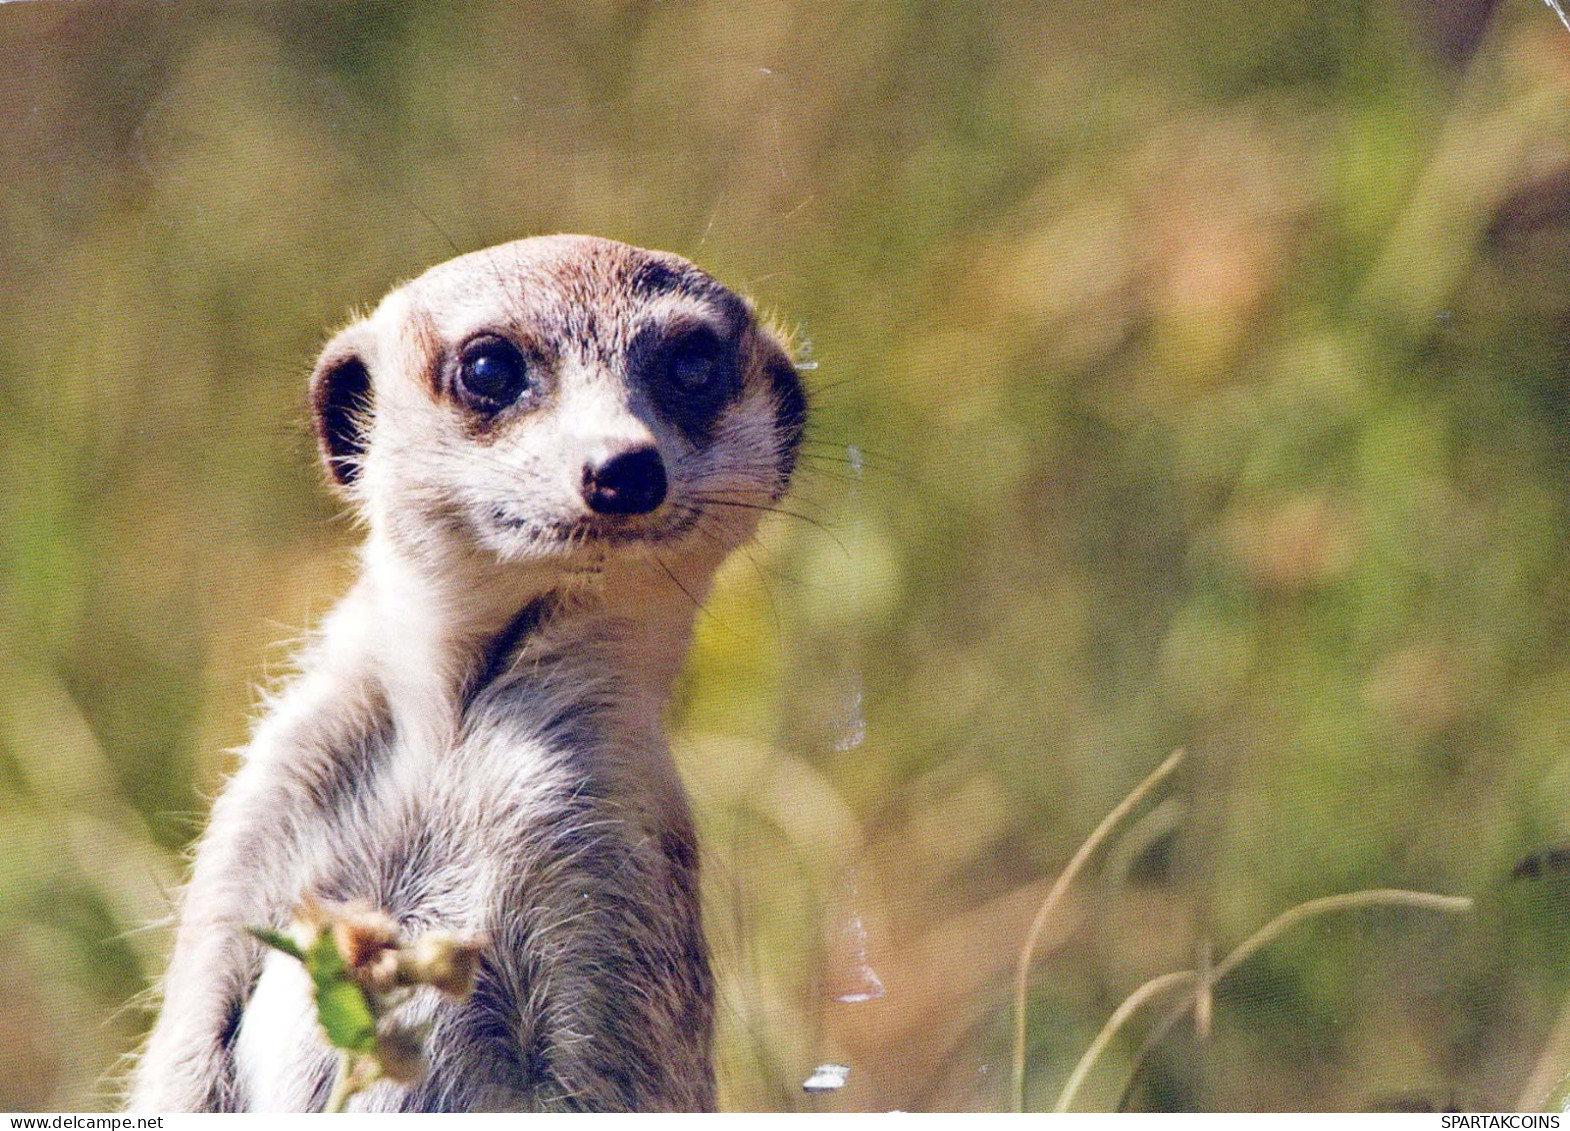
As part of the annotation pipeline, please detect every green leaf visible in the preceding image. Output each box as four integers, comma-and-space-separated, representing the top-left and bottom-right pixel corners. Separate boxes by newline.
247, 925, 306, 962
249, 921, 379, 1054
314, 978, 379, 1053
304, 932, 378, 1054
303, 929, 348, 983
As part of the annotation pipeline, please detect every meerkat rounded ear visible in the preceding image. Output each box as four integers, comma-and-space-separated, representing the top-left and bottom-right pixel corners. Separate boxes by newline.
753, 328, 809, 494
309, 323, 375, 490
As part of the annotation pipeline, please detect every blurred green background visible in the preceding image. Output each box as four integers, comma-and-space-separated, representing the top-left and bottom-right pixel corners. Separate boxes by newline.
7, 0, 1570, 1112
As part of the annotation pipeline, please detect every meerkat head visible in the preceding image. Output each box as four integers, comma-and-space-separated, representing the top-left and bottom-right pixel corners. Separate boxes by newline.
309, 236, 807, 582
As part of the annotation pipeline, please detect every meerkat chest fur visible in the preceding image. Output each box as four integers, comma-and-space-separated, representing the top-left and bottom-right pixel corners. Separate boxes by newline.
136, 235, 806, 1113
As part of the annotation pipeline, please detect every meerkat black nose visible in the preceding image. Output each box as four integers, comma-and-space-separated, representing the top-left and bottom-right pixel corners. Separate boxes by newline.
582, 446, 668, 516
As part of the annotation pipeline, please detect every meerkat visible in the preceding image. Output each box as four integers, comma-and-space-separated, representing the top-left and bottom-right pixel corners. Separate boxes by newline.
126, 235, 807, 1112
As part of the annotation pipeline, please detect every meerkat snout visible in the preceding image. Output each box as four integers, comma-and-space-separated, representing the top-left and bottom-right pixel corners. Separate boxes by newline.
582, 445, 668, 516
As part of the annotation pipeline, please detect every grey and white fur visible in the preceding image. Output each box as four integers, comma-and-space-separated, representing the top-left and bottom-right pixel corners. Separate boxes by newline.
126, 235, 807, 1112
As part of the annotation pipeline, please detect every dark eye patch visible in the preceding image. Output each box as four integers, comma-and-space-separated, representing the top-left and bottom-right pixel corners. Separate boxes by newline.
667, 326, 728, 392
637, 320, 742, 443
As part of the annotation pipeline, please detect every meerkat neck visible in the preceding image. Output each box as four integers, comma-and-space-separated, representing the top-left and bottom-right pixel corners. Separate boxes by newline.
347, 530, 709, 756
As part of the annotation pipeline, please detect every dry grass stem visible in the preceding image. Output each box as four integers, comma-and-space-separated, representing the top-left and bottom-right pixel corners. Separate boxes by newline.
1211, 889, 1472, 984
1011, 748, 1185, 1112
1061, 888, 1474, 1113
1053, 970, 1198, 1113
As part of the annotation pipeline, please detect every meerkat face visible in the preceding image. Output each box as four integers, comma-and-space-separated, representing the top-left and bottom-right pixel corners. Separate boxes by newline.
309, 236, 806, 575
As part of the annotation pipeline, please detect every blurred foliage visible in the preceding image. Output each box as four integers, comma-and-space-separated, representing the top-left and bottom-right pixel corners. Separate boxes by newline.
6, 0, 1570, 1112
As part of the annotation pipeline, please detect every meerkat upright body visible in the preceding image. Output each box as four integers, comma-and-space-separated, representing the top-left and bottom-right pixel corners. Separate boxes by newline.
128, 236, 806, 1112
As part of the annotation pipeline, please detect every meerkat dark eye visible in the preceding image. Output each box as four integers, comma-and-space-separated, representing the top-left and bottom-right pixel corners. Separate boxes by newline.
456, 337, 531, 411
666, 327, 726, 391
637, 319, 742, 442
